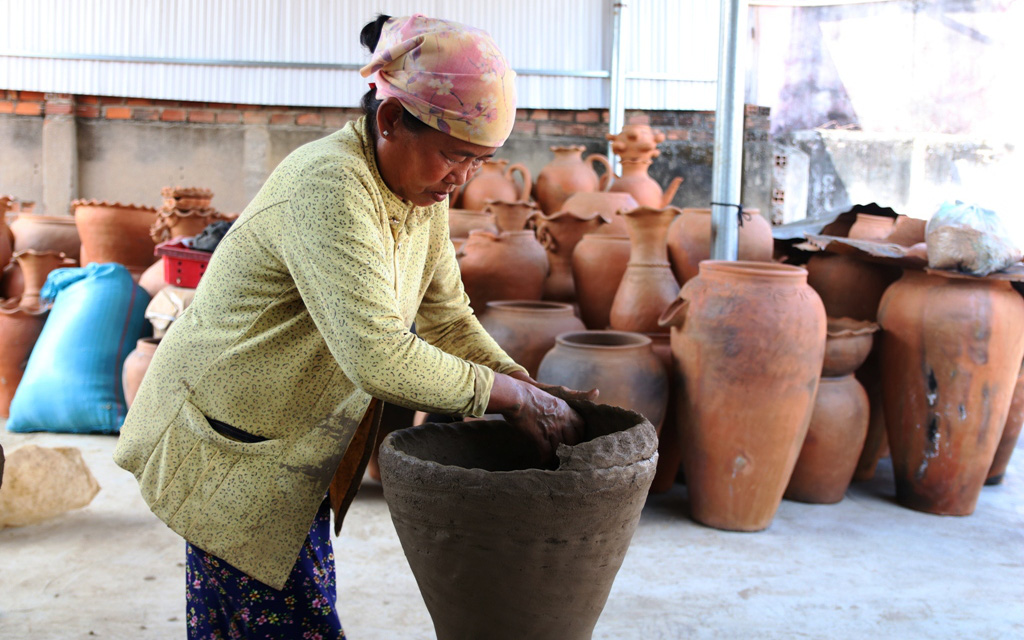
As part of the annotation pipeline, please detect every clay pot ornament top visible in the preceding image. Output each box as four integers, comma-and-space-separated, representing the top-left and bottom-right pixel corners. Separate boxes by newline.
605, 125, 682, 208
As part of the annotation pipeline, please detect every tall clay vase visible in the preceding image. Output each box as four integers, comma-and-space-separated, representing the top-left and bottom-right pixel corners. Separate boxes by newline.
609, 206, 680, 334
659, 261, 826, 531
458, 231, 548, 315
122, 338, 161, 408
0, 300, 49, 417
478, 301, 585, 377
534, 211, 610, 302
607, 160, 682, 209
987, 362, 1024, 485
378, 401, 657, 640
877, 269, 1024, 516
13, 250, 75, 308
9, 213, 81, 260
483, 200, 540, 233
533, 146, 612, 216
666, 208, 773, 284
537, 331, 668, 430
448, 209, 497, 239
572, 233, 631, 330
785, 318, 879, 504
72, 200, 158, 279
459, 159, 531, 211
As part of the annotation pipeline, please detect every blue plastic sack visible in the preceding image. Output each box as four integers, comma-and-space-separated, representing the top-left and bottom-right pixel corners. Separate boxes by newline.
6, 263, 151, 434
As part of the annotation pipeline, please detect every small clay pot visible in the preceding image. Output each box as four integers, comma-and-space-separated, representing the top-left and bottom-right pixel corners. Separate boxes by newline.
571, 233, 631, 330
478, 301, 585, 377
122, 338, 161, 408
9, 213, 81, 260
458, 230, 548, 315
822, 317, 879, 377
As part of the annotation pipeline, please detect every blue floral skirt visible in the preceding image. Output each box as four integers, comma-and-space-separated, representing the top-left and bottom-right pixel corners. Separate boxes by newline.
185, 499, 345, 639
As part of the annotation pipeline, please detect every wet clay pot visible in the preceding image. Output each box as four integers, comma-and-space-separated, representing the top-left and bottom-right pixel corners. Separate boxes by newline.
560, 191, 637, 236
987, 363, 1024, 485
459, 159, 531, 211
0, 300, 49, 417
847, 213, 895, 241
534, 211, 610, 302
478, 301, 585, 377
877, 269, 1024, 516
609, 206, 680, 334
13, 250, 76, 308
73, 200, 158, 279
122, 337, 161, 408
659, 261, 826, 531
9, 213, 81, 260
571, 233, 631, 330
378, 400, 657, 640
458, 230, 548, 315
537, 331, 668, 430
483, 200, 541, 233
448, 209, 497, 239
666, 208, 773, 284
533, 146, 612, 216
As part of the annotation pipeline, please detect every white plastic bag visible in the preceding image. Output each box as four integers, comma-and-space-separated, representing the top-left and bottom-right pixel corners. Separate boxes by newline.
926, 201, 1023, 276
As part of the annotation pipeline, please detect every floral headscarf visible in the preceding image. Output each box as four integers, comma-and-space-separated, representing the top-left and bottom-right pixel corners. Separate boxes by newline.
359, 14, 517, 148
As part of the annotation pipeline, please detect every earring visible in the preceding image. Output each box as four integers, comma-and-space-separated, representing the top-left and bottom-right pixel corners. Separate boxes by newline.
382, 130, 389, 137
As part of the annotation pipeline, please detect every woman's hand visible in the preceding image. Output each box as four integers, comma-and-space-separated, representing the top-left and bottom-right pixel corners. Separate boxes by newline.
508, 370, 599, 404
487, 372, 592, 464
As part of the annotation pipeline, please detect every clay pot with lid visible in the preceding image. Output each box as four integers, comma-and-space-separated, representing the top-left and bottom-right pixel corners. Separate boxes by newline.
987, 362, 1024, 485
378, 400, 657, 640
533, 146, 612, 215
609, 206, 680, 334
458, 230, 548, 315
459, 159, 531, 211
13, 250, 77, 308
9, 213, 81, 260
0, 299, 49, 417
448, 209, 497, 239
877, 269, 1024, 516
659, 261, 826, 531
537, 330, 668, 430
534, 211, 610, 302
122, 337, 161, 408
666, 208, 773, 285
72, 200, 158, 280
571, 233, 631, 330
483, 200, 540, 233
478, 301, 585, 377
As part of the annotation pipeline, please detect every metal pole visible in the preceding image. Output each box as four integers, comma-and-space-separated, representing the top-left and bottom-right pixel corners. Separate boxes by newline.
710, 0, 748, 261
608, 0, 627, 176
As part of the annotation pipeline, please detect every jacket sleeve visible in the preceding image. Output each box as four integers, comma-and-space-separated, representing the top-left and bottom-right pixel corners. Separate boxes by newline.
274, 161, 495, 417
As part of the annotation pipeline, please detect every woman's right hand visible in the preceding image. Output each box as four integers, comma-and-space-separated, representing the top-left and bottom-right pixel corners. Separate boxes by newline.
487, 373, 588, 464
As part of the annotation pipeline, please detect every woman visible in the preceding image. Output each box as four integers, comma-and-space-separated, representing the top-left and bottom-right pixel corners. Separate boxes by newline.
114, 14, 592, 639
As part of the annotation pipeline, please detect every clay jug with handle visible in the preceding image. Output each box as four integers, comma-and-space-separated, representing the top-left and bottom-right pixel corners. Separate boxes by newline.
534, 146, 612, 215
459, 159, 531, 211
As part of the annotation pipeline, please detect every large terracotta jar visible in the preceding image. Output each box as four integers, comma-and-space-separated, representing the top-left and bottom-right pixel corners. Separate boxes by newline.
537, 330, 668, 430
13, 250, 76, 308
9, 213, 81, 260
987, 362, 1024, 485
73, 200, 158, 279
877, 269, 1024, 516
483, 200, 540, 233
609, 206, 680, 334
847, 213, 895, 241
560, 191, 637, 236
0, 299, 49, 417
534, 211, 609, 302
659, 261, 826, 531
478, 301, 585, 377
378, 401, 657, 640
785, 318, 878, 504
571, 233, 631, 330
122, 337, 161, 408
666, 208, 773, 284
448, 209, 497, 239
459, 159, 531, 211
458, 230, 548, 315
533, 146, 612, 215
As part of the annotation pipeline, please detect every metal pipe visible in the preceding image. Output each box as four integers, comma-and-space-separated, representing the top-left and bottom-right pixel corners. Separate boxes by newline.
710, 0, 748, 261
608, 0, 628, 176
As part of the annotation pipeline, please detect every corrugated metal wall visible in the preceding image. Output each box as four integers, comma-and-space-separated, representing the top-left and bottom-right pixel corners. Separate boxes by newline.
0, 0, 719, 110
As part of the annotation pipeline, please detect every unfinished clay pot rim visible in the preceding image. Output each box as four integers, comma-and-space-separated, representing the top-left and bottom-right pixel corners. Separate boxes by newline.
0, 297, 51, 315
698, 260, 807, 279
71, 200, 157, 214
484, 300, 575, 314
8, 213, 77, 224
534, 210, 611, 224
13, 249, 70, 260
554, 330, 652, 350
827, 317, 880, 337
549, 145, 586, 152
160, 186, 213, 199
618, 205, 683, 217
483, 199, 537, 208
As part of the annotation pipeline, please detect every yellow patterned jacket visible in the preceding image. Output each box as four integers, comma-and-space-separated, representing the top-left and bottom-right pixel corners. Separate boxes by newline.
113, 117, 525, 590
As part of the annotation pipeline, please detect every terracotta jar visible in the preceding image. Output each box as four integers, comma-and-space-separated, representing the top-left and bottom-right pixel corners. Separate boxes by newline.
73, 200, 158, 279
647, 332, 684, 492
1, 262, 24, 300
138, 259, 169, 298
459, 159, 531, 211
0, 216, 11, 272
851, 346, 889, 482
533, 146, 612, 215
804, 253, 901, 321
458, 230, 548, 315
13, 250, 76, 308
987, 362, 1024, 485
534, 211, 609, 302
122, 337, 161, 408
0, 299, 49, 417
378, 401, 657, 640
609, 206, 680, 334
9, 213, 81, 260
666, 208, 773, 284
448, 209, 497, 239
150, 210, 229, 244
821, 317, 879, 377
607, 160, 682, 209
559, 191, 637, 237
847, 213, 895, 241
483, 200, 540, 233
478, 301, 585, 377
659, 261, 826, 531
878, 269, 1024, 516
571, 233, 631, 330
883, 215, 927, 246
537, 330, 668, 430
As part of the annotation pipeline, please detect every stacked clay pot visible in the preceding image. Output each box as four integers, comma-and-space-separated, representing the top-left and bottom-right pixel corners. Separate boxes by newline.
660, 261, 826, 531
458, 230, 548, 315
987, 360, 1024, 485
785, 318, 879, 504
72, 199, 158, 280
534, 211, 609, 303
478, 301, 585, 377
877, 269, 1024, 516
666, 207, 774, 285
533, 146, 612, 216
609, 205, 680, 335
378, 400, 657, 640
571, 233, 631, 330
459, 159, 531, 211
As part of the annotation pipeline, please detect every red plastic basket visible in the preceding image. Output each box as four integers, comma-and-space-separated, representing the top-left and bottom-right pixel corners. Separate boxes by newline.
154, 241, 212, 288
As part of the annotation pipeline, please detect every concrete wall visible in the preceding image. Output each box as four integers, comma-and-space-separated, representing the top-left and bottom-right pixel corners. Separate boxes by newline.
0, 116, 43, 206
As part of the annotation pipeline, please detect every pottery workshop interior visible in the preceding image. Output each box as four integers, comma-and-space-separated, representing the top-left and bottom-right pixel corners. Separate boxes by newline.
0, 1, 1020, 639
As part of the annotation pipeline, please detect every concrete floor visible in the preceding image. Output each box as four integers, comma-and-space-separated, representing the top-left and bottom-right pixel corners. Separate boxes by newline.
1, 423, 1022, 640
